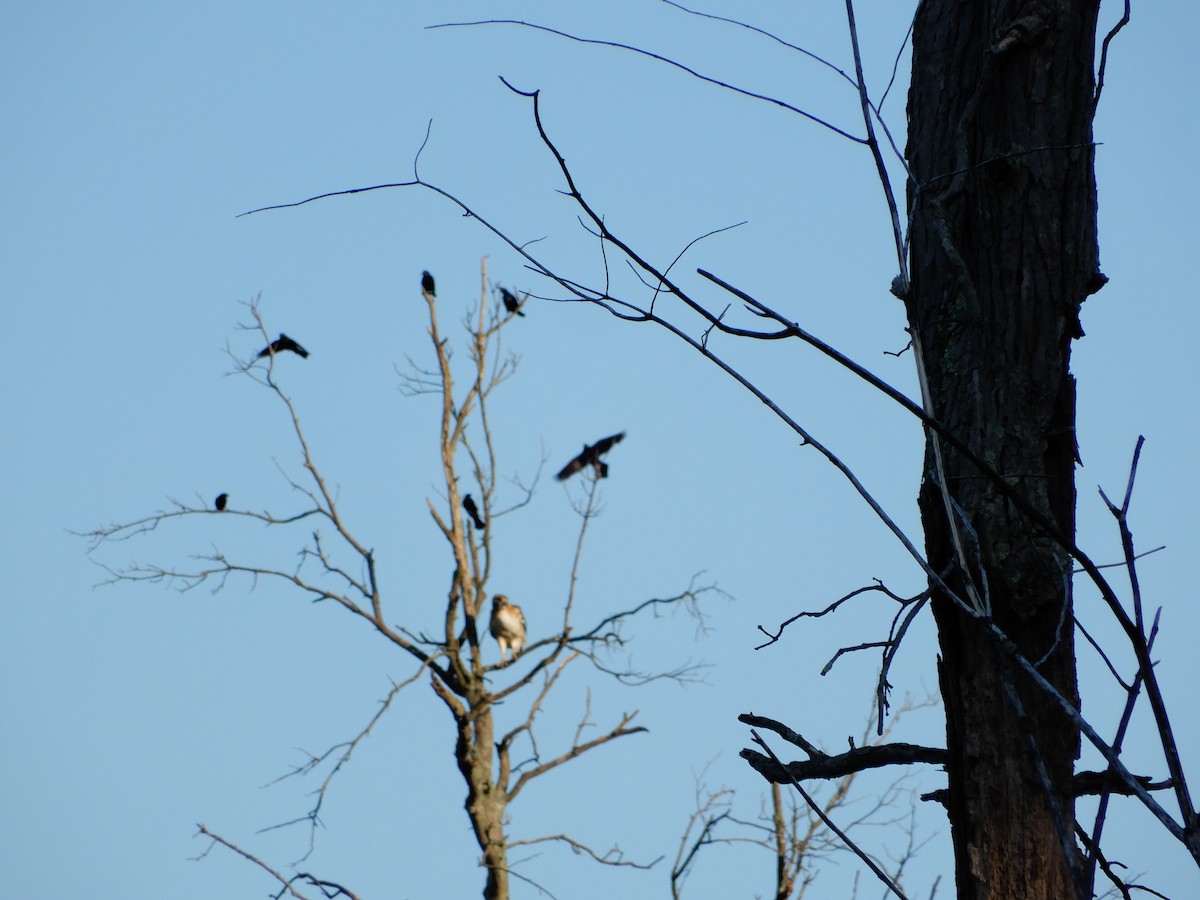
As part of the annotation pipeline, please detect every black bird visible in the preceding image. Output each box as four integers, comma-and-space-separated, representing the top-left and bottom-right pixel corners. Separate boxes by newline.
555, 432, 626, 481
257, 333, 309, 359
500, 287, 525, 317
462, 494, 486, 530
421, 270, 436, 297
214, 493, 228, 511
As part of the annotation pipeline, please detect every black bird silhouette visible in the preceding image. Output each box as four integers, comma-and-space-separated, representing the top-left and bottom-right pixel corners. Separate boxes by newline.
555, 432, 626, 481
421, 270, 436, 297
257, 333, 309, 359
462, 494, 486, 530
214, 493, 228, 511
500, 287, 525, 317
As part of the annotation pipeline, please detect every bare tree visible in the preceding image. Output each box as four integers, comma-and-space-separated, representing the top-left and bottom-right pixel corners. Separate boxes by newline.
672, 697, 934, 900
82, 264, 719, 899
234, 3, 1194, 898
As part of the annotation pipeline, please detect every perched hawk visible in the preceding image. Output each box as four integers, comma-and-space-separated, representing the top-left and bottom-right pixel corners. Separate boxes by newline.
490, 594, 526, 665
421, 270, 437, 297
500, 287, 525, 317
462, 494, 486, 530
257, 333, 309, 359
555, 432, 626, 481
214, 493, 228, 511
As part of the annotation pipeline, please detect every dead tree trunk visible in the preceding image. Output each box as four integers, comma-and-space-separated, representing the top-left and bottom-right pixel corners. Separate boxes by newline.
907, 3, 1103, 898
455, 697, 509, 900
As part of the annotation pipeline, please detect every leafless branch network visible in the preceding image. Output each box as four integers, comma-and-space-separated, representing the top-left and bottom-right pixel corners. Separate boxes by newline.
194, 824, 361, 900
83, 262, 727, 897
228, 2, 1189, 890
258, 663, 431, 861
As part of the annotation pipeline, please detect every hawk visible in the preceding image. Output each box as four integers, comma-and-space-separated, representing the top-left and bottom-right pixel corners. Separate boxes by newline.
490, 594, 526, 665
500, 287, 525, 317
214, 493, 228, 511
257, 333, 309, 359
421, 270, 437, 297
555, 432, 626, 481
462, 494, 486, 530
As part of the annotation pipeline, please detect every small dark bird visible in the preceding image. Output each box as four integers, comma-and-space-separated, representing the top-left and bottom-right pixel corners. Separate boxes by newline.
214, 493, 228, 511
421, 270, 436, 297
555, 432, 626, 481
462, 494, 486, 530
500, 287, 525, 317
257, 333, 309, 359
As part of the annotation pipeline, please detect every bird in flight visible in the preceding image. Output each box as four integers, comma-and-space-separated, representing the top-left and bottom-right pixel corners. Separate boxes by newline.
214, 493, 228, 511
257, 334, 309, 359
462, 494, 486, 530
490, 594, 526, 665
421, 270, 436, 297
500, 287, 525, 317
556, 432, 626, 481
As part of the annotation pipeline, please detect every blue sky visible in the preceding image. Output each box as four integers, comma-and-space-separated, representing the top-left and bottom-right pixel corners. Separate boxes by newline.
3, 2, 1197, 898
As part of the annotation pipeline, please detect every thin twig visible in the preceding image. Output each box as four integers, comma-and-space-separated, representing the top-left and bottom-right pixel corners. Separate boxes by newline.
429, 19, 866, 143
751, 731, 909, 900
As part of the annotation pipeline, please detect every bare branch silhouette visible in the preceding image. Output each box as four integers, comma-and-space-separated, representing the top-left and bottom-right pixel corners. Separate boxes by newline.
86, 265, 716, 898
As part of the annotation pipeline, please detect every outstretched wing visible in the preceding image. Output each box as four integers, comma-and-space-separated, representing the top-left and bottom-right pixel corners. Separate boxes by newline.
592, 432, 625, 456
555, 446, 592, 481
258, 333, 309, 359
278, 334, 309, 358
556, 432, 626, 481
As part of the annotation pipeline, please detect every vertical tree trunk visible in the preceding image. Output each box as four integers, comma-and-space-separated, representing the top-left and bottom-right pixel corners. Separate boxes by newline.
906, 3, 1103, 897
771, 783, 793, 900
454, 700, 509, 900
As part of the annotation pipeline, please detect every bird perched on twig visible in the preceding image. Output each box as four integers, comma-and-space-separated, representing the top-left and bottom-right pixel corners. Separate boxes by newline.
421, 270, 436, 297
490, 594, 526, 665
257, 334, 309, 359
214, 493, 228, 511
500, 287, 525, 317
556, 432, 626, 481
462, 494, 485, 530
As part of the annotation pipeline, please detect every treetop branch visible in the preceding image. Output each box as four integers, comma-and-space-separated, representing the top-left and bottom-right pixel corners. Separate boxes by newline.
430, 19, 868, 143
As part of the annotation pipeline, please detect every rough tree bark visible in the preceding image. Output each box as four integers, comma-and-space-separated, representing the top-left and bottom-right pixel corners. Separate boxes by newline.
906, 3, 1103, 898
454, 684, 509, 900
